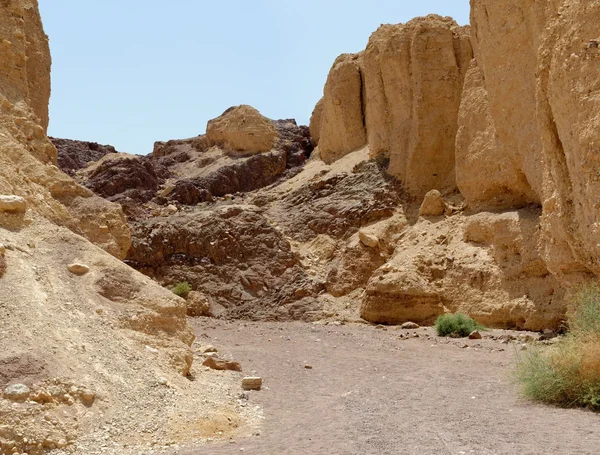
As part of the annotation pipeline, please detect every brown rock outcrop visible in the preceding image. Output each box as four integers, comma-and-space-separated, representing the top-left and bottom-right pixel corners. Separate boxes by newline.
318, 53, 366, 164
206, 105, 278, 155
361, 208, 563, 330
313, 15, 472, 197
126, 205, 324, 321
535, 0, 600, 284
364, 16, 472, 197
309, 97, 324, 146
455, 61, 536, 210
461, 0, 600, 288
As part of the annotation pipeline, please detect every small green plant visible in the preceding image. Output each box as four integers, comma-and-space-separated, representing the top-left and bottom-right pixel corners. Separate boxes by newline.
171, 281, 191, 298
516, 283, 600, 410
435, 313, 483, 337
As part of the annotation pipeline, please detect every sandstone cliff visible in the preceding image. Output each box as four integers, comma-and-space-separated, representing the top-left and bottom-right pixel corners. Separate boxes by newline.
312, 15, 472, 197
0, 3, 248, 454
308, 2, 600, 329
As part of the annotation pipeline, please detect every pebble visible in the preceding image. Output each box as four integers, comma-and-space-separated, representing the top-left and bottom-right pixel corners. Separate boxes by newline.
203, 357, 242, 371
401, 321, 420, 330
241, 377, 263, 391
68, 263, 90, 275
468, 330, 482, 340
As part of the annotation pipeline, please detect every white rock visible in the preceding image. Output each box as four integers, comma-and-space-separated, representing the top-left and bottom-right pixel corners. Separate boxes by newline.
0, 195, 26, 213
4, 383, 30, 401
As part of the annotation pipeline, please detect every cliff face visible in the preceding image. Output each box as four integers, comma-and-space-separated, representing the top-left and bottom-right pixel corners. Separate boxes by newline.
463, 0, 600, 285
310, 1, 600, 328
0, 3, 241, 454
312, 15, 472, 197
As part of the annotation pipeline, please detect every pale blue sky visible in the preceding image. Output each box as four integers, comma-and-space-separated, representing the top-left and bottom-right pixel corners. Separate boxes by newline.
38, 1, 469, 155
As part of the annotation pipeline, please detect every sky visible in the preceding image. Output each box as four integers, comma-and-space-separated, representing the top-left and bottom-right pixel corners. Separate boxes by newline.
38, 1, 470, 155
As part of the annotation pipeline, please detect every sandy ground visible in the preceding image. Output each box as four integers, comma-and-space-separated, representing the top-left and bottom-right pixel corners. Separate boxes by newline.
175, 320, 600, 455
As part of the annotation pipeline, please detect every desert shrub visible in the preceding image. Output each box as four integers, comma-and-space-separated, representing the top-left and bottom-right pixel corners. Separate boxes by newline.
435, 313, 483, 337
171, 281, 191, 298
517, 284, 600, 410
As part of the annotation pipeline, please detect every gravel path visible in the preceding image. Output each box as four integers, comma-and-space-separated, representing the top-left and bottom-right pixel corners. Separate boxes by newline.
181, 321, 600, 455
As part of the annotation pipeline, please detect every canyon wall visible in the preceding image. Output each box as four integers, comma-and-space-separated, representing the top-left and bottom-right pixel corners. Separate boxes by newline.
313, 1, 600, 327
0, 3, 225, 453
312, 15, 472, 197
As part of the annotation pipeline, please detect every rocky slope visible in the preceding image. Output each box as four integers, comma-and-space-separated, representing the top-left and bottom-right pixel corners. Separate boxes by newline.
0, 3, 251, 454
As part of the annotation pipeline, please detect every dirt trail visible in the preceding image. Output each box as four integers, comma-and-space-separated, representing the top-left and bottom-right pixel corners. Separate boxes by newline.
179, 321, 600, 455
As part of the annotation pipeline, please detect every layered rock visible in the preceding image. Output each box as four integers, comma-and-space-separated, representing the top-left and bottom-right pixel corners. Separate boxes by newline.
126, 205, 324, 321
361, 208, 563, 330
313, 15, 472, 197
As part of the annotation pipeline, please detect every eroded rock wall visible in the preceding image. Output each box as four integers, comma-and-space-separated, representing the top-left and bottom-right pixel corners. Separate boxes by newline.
313, 15, 472, 197
0, 3, 213, 453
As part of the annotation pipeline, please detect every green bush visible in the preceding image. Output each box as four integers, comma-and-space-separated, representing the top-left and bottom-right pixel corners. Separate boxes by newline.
516, 283, 600, 410
171, 281, 191, 298
435, 313, 483, 337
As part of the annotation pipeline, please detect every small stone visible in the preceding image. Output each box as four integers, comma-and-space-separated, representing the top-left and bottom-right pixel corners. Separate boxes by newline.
158, 377, 168, 386
203, 345, 218, 353
203, 357, 242, 372
0, 243, 5, 256
304, 364, 313, 369
468, 330, 482, 340
0, 195, 26, 213
68, 263, 90, 276
401, 322, 420, 330
418, 190, 447, 217
359, 231, 379, 248
79, 389, 95, 406
4, 383, 30, 401
241, 377, 262, 391
167, 204, 178, 214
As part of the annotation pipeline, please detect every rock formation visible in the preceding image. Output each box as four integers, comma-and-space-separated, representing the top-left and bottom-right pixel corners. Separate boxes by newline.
306, 1, 600, 329
51, 137, 117, 176
206, 104, 278, 155
34, 0, 600, 363
312, 15, 472, 197
316, 53, 366, 164
0, 3, 247, 454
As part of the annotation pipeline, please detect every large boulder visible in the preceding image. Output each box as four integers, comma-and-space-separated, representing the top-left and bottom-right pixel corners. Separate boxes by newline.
206, 105, 278, 155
